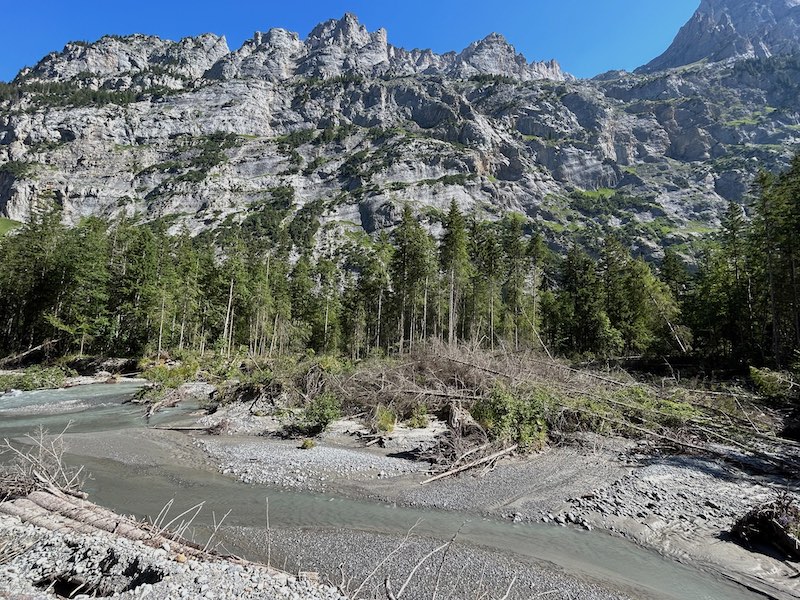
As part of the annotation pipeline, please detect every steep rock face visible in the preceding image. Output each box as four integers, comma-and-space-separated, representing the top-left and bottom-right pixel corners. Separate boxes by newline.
641, 0, 800, 72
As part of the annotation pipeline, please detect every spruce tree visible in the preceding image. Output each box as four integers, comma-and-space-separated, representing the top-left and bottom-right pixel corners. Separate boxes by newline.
440, 200, 470, 346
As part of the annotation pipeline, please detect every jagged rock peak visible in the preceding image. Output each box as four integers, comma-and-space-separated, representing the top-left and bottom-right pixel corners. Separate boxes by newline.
17, 33, 230, 82
640, 0, 800, 73
306, 13, 379, 48
455, 32, 568, 81
16, 13, 569, 84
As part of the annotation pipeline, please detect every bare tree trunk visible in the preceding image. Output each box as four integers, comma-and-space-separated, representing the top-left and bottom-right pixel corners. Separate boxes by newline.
399, 290, 406, 354
269, 313, 279, 357
169, 310, 177, 351
179, 308, 186, 351
222, 278, 234, 356
376, 289, 383, 352
423, 276, 429, 341
410, 295, 416, 351
448, 269, 455, 346
324, 296, 330, 351
227, 306, 235, 359
490, 281, 495, 352
157, 295, 166, 358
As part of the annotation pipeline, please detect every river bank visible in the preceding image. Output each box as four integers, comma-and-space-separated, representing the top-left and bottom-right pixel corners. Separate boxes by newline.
0, 512, 345, 600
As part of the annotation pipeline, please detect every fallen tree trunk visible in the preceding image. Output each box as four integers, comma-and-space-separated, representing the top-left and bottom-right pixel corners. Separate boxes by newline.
0, 339, 59, 368
421, 444, 518, 485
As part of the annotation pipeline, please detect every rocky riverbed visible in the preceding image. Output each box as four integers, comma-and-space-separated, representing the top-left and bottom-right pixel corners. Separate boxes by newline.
3, 382, 797, 599
223, 526, 635, 600
0, 513, 345, 600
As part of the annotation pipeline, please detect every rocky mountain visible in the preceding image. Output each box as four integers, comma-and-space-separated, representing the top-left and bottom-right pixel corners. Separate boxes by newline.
641, 0, 800, 72
20, 14, 569, 86
1, 4, 799, 259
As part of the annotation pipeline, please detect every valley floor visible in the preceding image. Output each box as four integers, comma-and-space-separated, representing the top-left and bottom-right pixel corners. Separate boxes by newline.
2, 376, 799, 599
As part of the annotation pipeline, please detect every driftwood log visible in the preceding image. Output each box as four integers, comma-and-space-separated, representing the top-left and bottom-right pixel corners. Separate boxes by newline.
0, 484, 283, 570
421, 445, 518, 485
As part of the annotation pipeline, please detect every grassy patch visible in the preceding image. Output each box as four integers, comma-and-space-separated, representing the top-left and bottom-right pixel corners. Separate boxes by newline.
0, 217, 21, 236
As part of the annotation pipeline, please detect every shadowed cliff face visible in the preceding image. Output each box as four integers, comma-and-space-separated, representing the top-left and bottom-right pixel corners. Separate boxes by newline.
1, 7, 800, 261
640, 0, 800, 73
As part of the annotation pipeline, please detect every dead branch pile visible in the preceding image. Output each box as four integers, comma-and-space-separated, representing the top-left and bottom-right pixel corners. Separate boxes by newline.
328, 342, 634, 470
330, 342, 800, 477
731, 493, 800, 560
0, 424, 86, 501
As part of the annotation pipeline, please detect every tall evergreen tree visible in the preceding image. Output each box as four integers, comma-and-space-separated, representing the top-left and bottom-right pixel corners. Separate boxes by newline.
439, 200, 470, 346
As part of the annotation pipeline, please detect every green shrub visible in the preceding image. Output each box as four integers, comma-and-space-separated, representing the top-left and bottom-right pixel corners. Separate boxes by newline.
300, 438, 316, 450
0, 161, 36, 179
375, 405, 396, 432
315, 354, 349, 375
407, 403, 429, 429
0, 366, 75, 392
750, 366, 794, 399
277, 128, 318, 148
304, 392, 341, 431
471, 385, 551, 451
142, 359, 200, 389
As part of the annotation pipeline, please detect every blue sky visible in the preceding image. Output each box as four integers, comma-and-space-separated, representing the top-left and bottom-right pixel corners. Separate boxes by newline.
2, 1, 700, 81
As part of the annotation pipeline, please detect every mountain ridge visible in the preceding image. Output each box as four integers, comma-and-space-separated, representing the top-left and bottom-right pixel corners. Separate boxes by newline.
640, 0, 800, 72
1, 4, 799, 262
17, 14, 570, 86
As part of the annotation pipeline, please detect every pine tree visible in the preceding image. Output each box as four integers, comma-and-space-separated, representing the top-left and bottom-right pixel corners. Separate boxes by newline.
500, 213, 529, 350
51, 218, 111, 356
315, 258, 342, 352
468, 220, 503, 348
390, 206, 434, 352
289, 253, 317, 350
439, 200, 470, 346
546, 246, 621, 356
